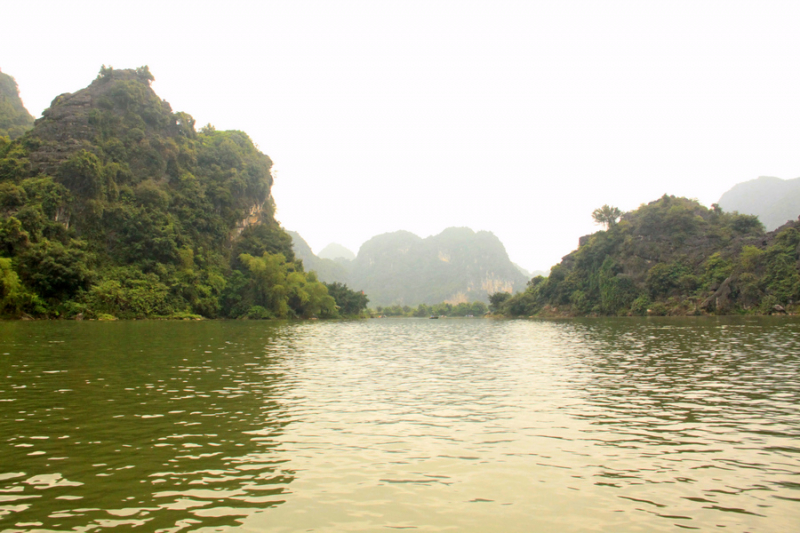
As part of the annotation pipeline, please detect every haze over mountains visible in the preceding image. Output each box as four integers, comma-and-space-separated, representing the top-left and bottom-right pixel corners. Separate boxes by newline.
2, 66, 799, 318
718, 176, 800, 231
318, 243, 355, 261
290, 228, 529, 307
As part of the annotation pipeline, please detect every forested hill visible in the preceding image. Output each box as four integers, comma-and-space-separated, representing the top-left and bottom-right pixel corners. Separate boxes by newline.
290, 227, 527, 307
288, 231, 350, 284
0, 69, 34, 140
500, 195, 800, 316
0, 66, 348, 319
347, 227, 528, 307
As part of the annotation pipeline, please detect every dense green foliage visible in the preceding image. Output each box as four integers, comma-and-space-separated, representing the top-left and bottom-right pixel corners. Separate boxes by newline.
323, 282, 369, 316
591, 204, 621, 229
0, 67, 348, 319
373, 300, 488, 317
234, 253, 336, 319
0, 70, 34, 140
499, 195, 799, 317
287, 231, 350, 283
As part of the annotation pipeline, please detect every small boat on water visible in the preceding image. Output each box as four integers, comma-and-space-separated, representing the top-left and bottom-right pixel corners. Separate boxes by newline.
429, 315, 439, 319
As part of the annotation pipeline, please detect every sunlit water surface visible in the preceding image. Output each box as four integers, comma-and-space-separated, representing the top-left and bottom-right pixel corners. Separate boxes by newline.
1, 318, 799, 532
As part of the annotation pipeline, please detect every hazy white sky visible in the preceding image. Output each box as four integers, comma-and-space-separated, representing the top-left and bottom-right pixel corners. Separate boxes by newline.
4, 0, 800, 271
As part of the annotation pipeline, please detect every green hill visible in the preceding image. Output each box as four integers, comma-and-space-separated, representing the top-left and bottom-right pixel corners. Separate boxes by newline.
0, 69, 34, 140
501, 195, 799, 316
718, 176, 800, 231
0, 66, 342, 319
348, 227, 528, 307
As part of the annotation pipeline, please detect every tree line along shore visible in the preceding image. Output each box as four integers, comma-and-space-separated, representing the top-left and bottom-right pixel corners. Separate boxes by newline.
1, 67, 798, 320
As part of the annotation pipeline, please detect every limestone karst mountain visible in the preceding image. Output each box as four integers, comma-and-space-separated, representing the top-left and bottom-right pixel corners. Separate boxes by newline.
318, 242, 355, 261
288, 231, 350, 284
501, 195, 799, 316
291, 227, 528, 307
0, 66, 340, 319
718, 176, 800, 231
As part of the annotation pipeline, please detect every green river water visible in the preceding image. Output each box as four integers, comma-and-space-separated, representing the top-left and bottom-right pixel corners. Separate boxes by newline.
0, 317, 798, 532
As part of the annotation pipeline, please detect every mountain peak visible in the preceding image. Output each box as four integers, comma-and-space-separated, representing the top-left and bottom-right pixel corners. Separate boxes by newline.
718, 176, 800, 231
318, 243, 355, 261
0, 69, 35, 139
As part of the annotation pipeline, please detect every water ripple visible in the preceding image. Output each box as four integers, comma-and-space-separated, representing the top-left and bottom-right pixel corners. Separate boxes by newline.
0, 317, 798, 532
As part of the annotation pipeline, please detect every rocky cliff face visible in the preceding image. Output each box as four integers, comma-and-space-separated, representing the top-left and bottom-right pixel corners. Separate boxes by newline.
27, 67, 175, 177
0, 67, 289, 319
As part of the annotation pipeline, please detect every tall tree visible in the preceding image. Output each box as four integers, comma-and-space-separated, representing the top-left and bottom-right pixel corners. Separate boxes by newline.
592, 205, 622, 229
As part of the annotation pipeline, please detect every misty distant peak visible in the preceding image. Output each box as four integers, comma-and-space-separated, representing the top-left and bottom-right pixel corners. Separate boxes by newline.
718, 176, 800, 231
318, 243, 355, 261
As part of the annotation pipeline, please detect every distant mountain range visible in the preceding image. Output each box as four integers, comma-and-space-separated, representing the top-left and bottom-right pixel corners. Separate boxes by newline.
290, 227, 529, 307
718, 176, 800, 231
286, 231, 350, 284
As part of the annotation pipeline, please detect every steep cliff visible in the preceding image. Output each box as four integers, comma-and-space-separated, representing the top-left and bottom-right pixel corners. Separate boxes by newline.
0, 66, 313, 319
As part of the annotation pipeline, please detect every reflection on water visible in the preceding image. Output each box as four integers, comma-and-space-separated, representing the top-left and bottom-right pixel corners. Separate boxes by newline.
1, 318, 799, 532
0, 322, 296, 532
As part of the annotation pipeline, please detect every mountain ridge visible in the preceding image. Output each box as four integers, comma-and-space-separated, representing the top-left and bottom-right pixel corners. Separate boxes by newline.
318, 242, 355, 261
718, 176, 800, 231
291, 226, 529, 307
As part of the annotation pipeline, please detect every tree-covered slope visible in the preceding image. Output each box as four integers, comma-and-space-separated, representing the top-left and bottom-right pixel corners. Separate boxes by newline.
718, 176, 800, 231
501, 195, 799, 316
349, 227, 528, 307
0, 67, 342, 319
0, 69, 34, 140
287, 231, 350, 283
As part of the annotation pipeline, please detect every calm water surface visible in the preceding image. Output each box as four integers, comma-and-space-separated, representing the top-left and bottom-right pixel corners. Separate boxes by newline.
0, 318, 799, 532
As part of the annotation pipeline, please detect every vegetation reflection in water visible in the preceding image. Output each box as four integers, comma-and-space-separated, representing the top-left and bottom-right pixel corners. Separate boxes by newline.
1, 318, 799, 532
0, 321, 297, 531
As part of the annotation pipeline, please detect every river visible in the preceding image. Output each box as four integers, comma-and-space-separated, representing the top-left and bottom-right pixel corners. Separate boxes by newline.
1, 317, 798, 532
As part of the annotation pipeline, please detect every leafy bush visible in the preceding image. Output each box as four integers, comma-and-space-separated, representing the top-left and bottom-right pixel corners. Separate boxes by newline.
630, 295, 651, 316
246, 305, 273, 319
